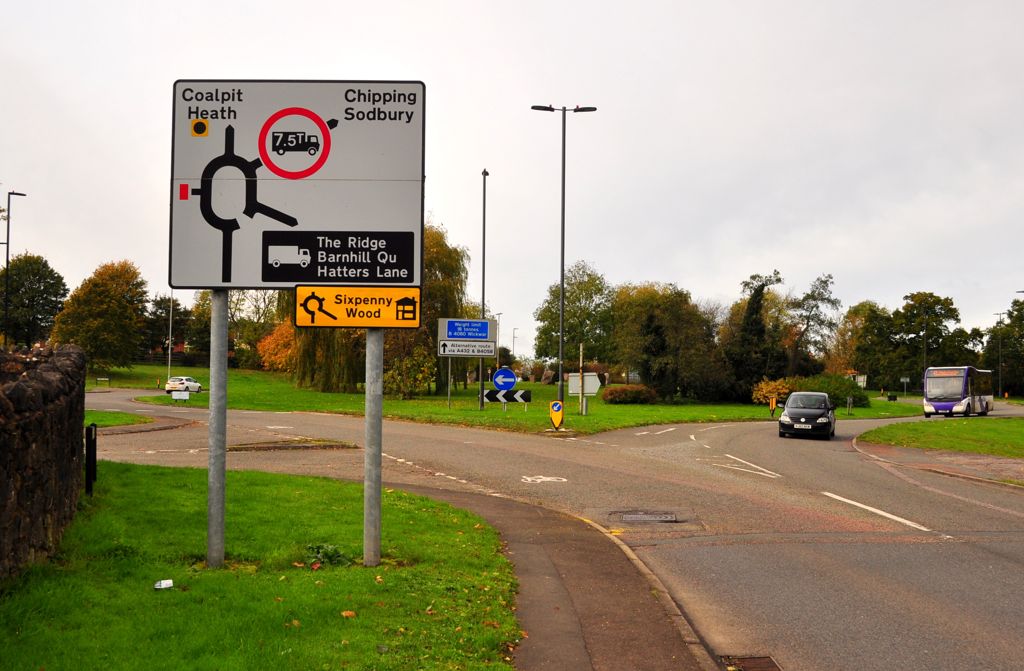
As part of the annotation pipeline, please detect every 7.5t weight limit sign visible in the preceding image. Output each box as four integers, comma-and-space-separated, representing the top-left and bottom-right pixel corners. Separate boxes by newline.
170, 80, 425, 289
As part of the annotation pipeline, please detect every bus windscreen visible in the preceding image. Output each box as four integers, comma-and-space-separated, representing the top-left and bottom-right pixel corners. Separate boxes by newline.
925, 375, 964, 401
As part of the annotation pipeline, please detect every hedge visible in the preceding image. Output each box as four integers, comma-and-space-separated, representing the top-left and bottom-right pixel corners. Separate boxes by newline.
603, 384, 658, 404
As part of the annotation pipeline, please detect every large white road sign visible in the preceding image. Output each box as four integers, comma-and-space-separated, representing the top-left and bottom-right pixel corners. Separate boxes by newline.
170, 80, 424, 289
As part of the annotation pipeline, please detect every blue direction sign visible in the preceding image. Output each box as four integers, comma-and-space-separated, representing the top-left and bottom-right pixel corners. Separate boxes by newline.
492, 367, 517, 391
446, 319, 491, 340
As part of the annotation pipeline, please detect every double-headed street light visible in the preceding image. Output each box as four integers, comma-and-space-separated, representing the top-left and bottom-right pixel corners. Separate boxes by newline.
4, 191, 27, 350
530, 104, 597, 404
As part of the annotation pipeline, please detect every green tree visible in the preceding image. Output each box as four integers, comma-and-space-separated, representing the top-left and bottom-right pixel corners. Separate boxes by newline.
852, 292, 974, 390
146, 294, 192, 354
724, 271, 786, 400
420, 223, 469, 394
851, 303, 900, 389
533, 260, 614, 365
612, 282, 728, 400
782, 274, 841, 376
892, 291, 961, 376
0, 252, 68, 347
186, 290, 212, 354
825, 300, 880, 375
51, 260, 149, 369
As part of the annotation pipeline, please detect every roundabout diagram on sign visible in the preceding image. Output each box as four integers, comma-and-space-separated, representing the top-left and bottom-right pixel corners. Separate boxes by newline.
258, 107, 338, 179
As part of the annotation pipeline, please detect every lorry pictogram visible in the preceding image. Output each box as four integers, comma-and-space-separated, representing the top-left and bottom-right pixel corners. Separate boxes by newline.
272, 131, 321, 156
267, 246, 311, 268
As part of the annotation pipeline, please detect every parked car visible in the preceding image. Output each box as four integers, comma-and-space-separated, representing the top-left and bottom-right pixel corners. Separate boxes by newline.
165, 376, 202, 394
778, 391, 835, 439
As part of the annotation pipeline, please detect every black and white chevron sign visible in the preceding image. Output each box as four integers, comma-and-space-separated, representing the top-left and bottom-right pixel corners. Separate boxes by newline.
482, 389, 532, 403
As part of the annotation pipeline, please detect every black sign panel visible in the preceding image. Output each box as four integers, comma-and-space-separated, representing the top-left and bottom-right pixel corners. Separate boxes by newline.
262, 230, 414, 283
482, 389, 532, 403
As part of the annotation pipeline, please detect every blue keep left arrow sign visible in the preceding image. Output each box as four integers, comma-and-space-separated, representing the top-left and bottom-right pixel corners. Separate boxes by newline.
492, 367, 517, 391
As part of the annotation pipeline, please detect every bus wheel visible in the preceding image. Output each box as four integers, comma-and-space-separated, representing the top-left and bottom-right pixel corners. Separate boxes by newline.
924, 413, 931, 418
964, 404, 972, 417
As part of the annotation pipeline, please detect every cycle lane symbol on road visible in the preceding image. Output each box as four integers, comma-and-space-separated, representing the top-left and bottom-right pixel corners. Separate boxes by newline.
521, 475, 568, 484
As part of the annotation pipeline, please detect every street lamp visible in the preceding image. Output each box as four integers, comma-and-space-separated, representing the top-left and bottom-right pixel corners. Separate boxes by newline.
531, 104, 597, 404
512, 327, 518, 359
994, 312, 1005, 398
494, 312, 502, 368
479, 169, 489, 410
3, 191, 27, 349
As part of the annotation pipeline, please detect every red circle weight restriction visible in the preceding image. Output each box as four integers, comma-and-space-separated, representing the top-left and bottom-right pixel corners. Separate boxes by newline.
258, 107, 332, 179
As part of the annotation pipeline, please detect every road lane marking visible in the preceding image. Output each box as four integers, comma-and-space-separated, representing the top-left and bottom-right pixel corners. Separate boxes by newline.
725, 454, 781, 478
689, 434, 697, 441
266, 425, 293, 429
655, 427, 676, 435
715, 465, 778, 478
635, 431, 650, 435
521, 475, 567, 484
821, 492, 932, 531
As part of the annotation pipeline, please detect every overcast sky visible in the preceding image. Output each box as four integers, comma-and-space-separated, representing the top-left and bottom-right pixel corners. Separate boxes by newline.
3, 1, 1023, 358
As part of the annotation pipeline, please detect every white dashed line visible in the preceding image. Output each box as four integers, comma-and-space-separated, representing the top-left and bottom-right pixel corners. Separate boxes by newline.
821, 492, 931, 532
635, 431, 650, 436
724, 454, 781, 478
715, 465, 777, 478
654, 427, 676, 435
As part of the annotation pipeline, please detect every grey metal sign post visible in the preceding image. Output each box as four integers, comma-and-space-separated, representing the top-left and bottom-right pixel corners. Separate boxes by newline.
207, 289, 228, 567
364, 328, 383, 565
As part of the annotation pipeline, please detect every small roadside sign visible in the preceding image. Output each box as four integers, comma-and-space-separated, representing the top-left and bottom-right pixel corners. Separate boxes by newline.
483, 389, 531, 403
567, 372, 602, 396
438, 340, 496, 357
549, 401, 564, 430
492, 367, 517, 391
440, 319, 494, 340
294, 286, 421, 328
437, 318, 498, 357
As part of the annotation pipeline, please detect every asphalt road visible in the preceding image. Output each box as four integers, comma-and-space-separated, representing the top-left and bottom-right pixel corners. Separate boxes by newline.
89, 391, 1024, 671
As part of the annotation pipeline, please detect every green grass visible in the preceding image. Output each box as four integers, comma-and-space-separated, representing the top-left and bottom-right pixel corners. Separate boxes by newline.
0, 462, 519, 670
860, 417, 1024, 459
84, 409, 153, 428
94, 364, 922, 434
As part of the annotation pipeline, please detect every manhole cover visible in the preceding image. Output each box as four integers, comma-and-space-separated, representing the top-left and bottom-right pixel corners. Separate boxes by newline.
722, 656, 783, 671
620, 512, 677, 523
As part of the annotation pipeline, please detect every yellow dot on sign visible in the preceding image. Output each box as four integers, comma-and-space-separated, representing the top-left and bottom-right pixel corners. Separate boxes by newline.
191, 119, 209, 137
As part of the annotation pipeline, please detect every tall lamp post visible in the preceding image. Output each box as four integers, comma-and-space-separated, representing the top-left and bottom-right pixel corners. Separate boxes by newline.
512, 327, 518, 359
479, 169, 488, 410
530, 104, 596, 403
494, 312, 502, 369
994, 312, 1005, 398
3, 191, 27, 350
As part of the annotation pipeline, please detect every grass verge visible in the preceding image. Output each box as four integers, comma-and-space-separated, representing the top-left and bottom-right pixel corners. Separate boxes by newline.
99, 364, 921, 434
0, 463, 519, 670
859, 417, 1024, 459
84, 409, 153, 428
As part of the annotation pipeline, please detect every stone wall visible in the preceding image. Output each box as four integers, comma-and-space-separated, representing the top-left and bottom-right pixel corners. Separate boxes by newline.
0, 345, 87, 579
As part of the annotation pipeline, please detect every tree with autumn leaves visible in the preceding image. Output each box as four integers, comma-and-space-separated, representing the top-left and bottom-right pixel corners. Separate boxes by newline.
51, 260, 149, 369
